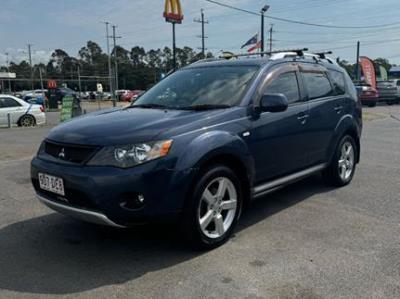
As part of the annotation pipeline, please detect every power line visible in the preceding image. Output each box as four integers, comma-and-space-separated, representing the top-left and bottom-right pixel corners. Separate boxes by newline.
204, 0, 400, 29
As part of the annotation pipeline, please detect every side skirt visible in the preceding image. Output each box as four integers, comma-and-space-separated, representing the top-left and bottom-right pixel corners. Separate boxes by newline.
252, 163, 327, 199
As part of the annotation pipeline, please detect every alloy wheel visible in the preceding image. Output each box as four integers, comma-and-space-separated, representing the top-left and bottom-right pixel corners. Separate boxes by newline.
197, 177, 238, 239
338, 141, 355, 181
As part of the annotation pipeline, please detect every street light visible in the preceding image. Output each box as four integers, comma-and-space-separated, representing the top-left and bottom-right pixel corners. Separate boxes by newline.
260, 4, 270, 57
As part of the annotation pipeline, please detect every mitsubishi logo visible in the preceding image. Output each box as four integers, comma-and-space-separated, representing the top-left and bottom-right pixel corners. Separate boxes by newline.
58, 148, 66, 159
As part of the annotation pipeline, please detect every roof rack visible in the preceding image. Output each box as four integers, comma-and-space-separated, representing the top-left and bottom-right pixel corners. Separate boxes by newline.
219, 48, 308, 59
312, 51, 333, 59
193, 48, 337, 66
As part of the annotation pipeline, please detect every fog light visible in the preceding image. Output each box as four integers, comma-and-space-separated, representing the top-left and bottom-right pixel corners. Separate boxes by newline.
120, 193, 146, 210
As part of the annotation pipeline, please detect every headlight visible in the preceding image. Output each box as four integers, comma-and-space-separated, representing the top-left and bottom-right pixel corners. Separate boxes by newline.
88, 140, 172, 168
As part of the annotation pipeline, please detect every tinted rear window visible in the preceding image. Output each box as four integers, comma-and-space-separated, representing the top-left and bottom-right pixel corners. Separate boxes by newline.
302, 72, 334, 100
329, 70, 346, 95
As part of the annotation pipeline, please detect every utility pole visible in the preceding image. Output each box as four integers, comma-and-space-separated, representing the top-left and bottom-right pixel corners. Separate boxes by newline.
38, 67, 45, 97
194, 9, 209, 58
355, 41, 361, 81
111, 25, 122, 95
27, 43, 34, 90
260, 5, 270, 57
5, 52, 11, 93
269, 24, 274, 53
101, 21, 114, 106
77, 65, 82, 98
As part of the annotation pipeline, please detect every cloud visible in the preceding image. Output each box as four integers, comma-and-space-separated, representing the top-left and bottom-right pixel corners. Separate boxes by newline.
0, 48, 52, 65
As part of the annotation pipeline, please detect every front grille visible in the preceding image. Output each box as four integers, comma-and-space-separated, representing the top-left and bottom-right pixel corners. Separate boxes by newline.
44, 140, 98, 164
32, 178, 97, 210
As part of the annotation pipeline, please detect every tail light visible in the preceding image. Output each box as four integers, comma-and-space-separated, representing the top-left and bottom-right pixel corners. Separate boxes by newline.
40, 106, 45, 113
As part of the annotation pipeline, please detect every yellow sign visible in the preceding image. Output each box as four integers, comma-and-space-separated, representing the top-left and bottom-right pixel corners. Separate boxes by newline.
163, 0, 183, 24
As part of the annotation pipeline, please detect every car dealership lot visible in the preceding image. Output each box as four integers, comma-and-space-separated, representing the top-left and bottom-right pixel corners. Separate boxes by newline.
0, 106, 399, 299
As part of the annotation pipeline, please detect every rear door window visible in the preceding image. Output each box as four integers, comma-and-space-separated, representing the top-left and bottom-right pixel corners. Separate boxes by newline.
302, 72, 334, 100
329, 70, 346, 95
265, 72, 301, 104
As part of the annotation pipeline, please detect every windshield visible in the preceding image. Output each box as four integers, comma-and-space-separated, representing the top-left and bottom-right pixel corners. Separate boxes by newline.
133, 66, 259, 109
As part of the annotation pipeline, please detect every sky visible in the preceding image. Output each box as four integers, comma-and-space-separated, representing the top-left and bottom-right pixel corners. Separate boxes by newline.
1, 0, 400, 66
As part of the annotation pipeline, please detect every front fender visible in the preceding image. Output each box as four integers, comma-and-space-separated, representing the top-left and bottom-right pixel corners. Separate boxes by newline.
166, 130, 254, 211
175, 130, 254, 174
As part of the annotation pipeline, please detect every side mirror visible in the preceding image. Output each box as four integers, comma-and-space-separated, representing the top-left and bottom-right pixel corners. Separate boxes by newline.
259, 93, 289, 113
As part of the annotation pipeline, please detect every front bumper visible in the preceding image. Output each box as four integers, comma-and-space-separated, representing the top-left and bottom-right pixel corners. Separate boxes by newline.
37, 194, 125, 227
31, 156, 193, 226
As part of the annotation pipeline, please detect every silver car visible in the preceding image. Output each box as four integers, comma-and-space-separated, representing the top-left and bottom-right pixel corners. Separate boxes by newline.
0, 95, 46, 127
377, 80, 400, 105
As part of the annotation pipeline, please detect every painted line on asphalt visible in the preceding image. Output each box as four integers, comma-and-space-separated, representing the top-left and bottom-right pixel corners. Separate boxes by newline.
0, 156, 33, 166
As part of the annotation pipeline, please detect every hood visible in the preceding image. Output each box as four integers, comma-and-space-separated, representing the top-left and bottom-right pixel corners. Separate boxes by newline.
47, 107, 237, 146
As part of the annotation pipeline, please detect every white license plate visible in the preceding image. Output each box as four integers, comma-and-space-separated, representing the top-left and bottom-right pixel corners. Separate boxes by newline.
38, 173, 65, 196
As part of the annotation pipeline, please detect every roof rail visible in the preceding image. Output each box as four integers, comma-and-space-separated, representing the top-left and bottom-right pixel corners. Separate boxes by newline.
219, 48, 308, 59
312, 51, 333, 59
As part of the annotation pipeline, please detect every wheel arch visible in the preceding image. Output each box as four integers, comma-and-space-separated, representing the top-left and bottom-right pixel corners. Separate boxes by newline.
329, 116, 361, 164
194, 152, 253, 209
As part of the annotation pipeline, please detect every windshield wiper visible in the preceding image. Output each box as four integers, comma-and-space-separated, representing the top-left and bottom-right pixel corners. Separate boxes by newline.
127, 103, 170, 109
179, 104, 232, 111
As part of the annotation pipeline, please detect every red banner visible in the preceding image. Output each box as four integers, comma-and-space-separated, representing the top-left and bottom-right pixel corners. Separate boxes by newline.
360, 56, 376, 89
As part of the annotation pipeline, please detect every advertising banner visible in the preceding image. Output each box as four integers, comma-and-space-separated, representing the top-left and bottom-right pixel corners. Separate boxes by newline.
60, 96, 74, 122
379, 65, 388, 81
360, 56, 376, 89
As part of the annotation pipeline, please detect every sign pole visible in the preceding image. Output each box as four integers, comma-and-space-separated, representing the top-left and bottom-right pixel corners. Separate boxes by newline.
164, 0, 183, 72
172, 22, 176, 70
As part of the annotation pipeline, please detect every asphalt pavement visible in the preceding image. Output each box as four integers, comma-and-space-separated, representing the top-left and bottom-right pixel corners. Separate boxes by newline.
0, 105, 399, 299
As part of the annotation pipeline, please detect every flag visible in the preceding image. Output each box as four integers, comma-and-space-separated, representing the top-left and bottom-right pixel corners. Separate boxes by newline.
360, 57, 376, 89
241, 33, 258, 49
379, 65, 388, 81
248, 41, 262, 53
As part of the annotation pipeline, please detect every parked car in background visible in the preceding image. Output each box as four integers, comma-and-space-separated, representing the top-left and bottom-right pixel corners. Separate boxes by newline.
121, 90, 145, 102
0, 95, 46, 127
59, 87, 77, 98
376, 81, 400, 105
355, 83, 379, 107
23, 95, 46, 106
116, 90, 129, 101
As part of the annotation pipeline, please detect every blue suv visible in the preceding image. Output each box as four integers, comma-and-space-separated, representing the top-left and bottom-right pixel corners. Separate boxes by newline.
31, 51, 362, 248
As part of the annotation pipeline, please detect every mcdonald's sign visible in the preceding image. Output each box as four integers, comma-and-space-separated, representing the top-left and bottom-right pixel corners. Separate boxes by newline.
163, 0, 184, 24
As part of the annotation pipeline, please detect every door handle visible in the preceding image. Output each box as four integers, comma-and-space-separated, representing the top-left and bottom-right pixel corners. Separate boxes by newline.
297, 113, 309, 124
334, 105, 343, 113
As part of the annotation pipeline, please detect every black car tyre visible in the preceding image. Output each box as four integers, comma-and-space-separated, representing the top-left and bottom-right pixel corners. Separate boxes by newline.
19, 114, 36, 127
323, 135, 357, 187
182, 164, 243, 249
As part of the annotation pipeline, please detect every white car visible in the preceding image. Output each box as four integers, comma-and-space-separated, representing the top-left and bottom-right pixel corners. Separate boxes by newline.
0, 95, 46, 127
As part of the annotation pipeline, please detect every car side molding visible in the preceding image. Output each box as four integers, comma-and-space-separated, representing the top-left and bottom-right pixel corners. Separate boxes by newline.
252, 163, 327, 198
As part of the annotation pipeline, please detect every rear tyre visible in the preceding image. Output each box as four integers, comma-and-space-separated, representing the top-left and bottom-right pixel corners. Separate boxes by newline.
19, 114, 36, 127
181, 165, 243, 250
323, 135, 357, 187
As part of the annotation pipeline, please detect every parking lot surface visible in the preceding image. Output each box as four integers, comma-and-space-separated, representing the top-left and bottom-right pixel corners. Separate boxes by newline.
0, 105, 399, 299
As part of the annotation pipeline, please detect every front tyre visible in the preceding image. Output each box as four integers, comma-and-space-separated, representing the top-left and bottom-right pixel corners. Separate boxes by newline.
323, 135, 357, 187
182, 165, 242, 249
